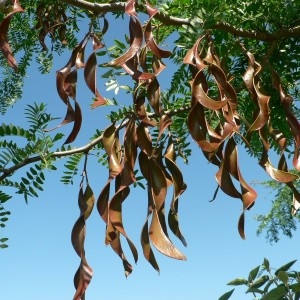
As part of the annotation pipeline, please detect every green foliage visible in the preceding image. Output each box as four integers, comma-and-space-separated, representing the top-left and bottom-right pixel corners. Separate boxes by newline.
0, 191, 11, 249
221, 258, 300, 300
255, 174, 300, 243
0, 102, 64, 245
61, 153, 84, 185
0, 103, 62, 199
107, 104, 134, 123
161, 69, 192, 163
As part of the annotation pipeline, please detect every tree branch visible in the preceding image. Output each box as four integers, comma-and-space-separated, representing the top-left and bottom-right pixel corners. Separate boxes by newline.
211, 22, 300, 42
62, 0, 300, 41
0, 123, 116, 181
62, 0, 190, 26
0, 106, 191, 180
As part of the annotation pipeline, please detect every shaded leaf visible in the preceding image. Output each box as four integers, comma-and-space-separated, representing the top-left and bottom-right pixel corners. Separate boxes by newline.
218, 289, 234, 300
290, 283, 300, 293
248, 265, 260, 282
249, 275, 269, 289
277, 271, 289, 284
262, 285, 286, 300
263, 258, 270, 270
275, 260, 297, 276
227, 278, 248, 286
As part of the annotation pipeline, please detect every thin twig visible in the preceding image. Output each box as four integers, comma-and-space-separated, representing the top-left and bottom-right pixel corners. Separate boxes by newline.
0, 106, 191, 180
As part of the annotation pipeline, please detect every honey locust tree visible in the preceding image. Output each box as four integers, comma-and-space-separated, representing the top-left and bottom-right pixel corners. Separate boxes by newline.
0, 0, 299, 298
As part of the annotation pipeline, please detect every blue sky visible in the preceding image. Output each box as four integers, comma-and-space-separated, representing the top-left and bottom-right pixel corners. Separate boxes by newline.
1, 11, 300, 300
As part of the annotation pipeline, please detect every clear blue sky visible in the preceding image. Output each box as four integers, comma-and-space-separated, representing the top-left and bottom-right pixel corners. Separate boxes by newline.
1, 13, 300, 300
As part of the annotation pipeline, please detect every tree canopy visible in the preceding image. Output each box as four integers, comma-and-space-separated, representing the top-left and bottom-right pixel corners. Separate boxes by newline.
0, 0, 299, 299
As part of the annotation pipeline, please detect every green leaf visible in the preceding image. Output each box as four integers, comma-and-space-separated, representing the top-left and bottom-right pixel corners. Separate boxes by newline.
114, 39, 126, 50
52, 133, 64, 143
290, 283, 300, 292
4, 125, 11, 135
35, 164, 42, 171
0, 211, 10, 216
36, 176, 43, 185
204, 16, 217, 28
30, 167, 37, 175
48, 165, 57, 171
96, 50, 107, 57
0, 191, 12, 203
248, 265, 260, 282
275, 260, 297, 275
29, 186, 38, 197
0, 238, 8, 243
40, 172, 45, 180
227, 278, 248, 286
0, 244, 8, 249
137, 182, 145, 189
21, 177, 30, 185
246, 287, 264, 294
286, 271, 299, 279
263, 258, 270, 270
33, 181, 43, 191
262, 285, 286, 300
250, 275, 270, 289
277, 271, 289, 285
26, 171, 34, 180
101, 69, 114, 78
218, 289, 234, 300
295, 291, 300, 300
